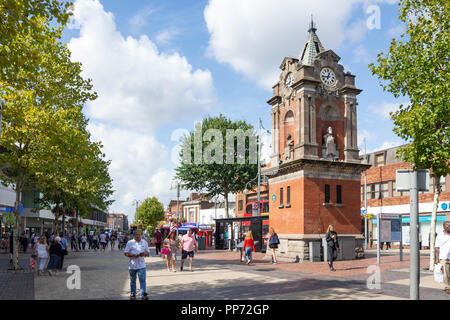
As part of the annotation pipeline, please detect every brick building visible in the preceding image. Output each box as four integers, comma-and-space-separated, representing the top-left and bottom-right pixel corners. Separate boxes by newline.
260, 20, 368, 262
181, 193, 215, 223
361, 145, 450, 247
107, 213, 128, 232
165, 200, 185, 221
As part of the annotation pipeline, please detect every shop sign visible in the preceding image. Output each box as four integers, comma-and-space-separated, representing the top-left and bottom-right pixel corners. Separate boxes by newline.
271, 194, 276, 202
441, 203, 450, 211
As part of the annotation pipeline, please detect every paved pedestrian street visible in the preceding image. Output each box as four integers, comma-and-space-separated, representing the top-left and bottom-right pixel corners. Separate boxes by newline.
25, 247, 448, 300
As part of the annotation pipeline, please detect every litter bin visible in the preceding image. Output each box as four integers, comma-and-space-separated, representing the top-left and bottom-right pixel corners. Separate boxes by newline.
322, 236, 355, 261
197, 237, 206, 250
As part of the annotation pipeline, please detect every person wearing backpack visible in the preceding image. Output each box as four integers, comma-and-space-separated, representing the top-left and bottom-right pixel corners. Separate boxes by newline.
268, 227, 280, 265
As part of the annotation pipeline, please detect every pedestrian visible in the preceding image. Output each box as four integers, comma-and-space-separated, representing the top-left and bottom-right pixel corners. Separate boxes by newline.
162, 230, 179, 272
46, 237, 63, 276
154, 228, 163, 256
81, 234, 87, 250
435, 221, 450, 294
100, 232, 107, 251
93, 233, 99, 251
325, 224, 341, 272
88, 233, 93, 250
243, 231, 255, 265
180, 229, 198, 272
21, 233, 29, 253
124, 230, 150, 300
70, 234, 77, 251
59, 232, 68, 270
33, 236, 49, 276
268, 227, 279, 264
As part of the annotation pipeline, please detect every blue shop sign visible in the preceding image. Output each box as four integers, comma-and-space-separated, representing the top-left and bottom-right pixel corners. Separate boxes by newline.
373, 215, 447, 224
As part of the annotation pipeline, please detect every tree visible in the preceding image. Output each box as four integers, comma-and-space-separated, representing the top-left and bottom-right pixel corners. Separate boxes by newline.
0, 12, 97, 269
135, 197, 165, 232
369, 0, 449, 271
176, 115, 258, 218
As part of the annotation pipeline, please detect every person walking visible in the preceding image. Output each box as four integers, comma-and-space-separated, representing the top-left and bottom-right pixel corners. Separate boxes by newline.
46, 237, 63, 276
435, 221, 450, 294
21, 233, 29, 253
162, 230, 179, 272
33, 236, 49, 276
100, 232, 107, 251
59, 232, 68, 271
268, 227, 279, 264
93, 233, 99, 251
124, 230, 150, 300
180, 229, 198, 272
243, 231, 255, 265
81, 234, 87, 251
153, 229, 163, 256
325, 224, 341, 272
70, 234, 77, 251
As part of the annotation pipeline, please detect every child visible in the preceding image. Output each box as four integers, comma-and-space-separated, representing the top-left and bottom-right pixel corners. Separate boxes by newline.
29, 252, 37, 271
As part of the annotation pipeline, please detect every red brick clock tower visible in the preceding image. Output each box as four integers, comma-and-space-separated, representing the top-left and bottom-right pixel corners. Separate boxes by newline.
262, 20, 370, 262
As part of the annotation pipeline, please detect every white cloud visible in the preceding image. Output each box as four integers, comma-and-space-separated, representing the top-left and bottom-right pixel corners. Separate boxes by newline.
129, 7, 157, 31
204, 0, 397, 88
366, 141, 404, 154
69, 0, 216, 131
155, 28, 180, 45
88, 122, 175, 221
369, 101, 407, 119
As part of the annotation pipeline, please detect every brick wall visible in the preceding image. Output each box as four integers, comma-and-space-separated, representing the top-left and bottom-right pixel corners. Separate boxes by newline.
269, 176, 361, 235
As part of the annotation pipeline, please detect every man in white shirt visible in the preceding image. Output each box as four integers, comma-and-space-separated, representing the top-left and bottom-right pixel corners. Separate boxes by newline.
99, 232, 107, 251
435, 221, 450, 294
124, 230, 150, 300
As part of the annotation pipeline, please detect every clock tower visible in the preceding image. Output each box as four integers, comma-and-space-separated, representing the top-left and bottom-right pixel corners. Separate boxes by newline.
263, 19, 369, 262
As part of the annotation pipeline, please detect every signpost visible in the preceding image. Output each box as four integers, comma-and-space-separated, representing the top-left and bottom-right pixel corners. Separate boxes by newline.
396, 169, 429, 301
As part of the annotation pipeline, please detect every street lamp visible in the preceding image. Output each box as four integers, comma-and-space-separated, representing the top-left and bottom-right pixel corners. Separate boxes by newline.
170, 180, 182, 237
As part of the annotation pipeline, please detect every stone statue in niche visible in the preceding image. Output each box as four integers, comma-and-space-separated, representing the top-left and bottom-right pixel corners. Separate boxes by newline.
284, 133, 294, 161
323, 127, 337, 160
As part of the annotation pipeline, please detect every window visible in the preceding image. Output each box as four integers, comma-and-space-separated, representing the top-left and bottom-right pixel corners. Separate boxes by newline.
325, 184, 330, 203
380, 182, 388, 198
375, 153, 385, 167
392, 181, 401, 197
238, 200, 243, 211
280, 188, 284, 205
287, 186, 291, 205
336, 185, 342, 204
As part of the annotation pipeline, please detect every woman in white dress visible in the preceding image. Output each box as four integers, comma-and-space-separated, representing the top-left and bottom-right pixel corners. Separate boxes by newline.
33, 236, 49, 276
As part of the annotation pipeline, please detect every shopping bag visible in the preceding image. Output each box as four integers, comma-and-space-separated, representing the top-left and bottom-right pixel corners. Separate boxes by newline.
434, 263, 443, 283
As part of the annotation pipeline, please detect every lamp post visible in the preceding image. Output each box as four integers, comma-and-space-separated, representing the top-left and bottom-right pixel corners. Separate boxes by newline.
170, 180, 182, 237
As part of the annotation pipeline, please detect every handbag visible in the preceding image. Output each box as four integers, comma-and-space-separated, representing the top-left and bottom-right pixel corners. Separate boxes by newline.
63, 249, 68, 256
161, 248, 171, 255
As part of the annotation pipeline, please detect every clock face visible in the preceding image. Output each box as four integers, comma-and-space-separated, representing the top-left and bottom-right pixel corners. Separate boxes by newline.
285, 73, 294, 88
320, 67, 337, 87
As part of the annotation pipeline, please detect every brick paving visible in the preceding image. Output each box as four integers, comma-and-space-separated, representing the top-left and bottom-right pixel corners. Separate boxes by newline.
1, 246, 448, 300
0, 252, 34, 300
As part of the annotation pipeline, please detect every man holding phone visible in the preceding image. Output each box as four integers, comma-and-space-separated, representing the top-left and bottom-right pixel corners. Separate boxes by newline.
124, 229, 150, 300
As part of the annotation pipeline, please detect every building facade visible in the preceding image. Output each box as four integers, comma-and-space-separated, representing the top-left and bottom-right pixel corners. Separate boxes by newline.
261, 21, 368, 262
361, 145, 450, 247
181, 193, 215, 224
107, 213, 128, 232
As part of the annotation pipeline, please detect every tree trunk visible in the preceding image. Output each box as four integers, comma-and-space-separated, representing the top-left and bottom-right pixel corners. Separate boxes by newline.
76, 209, 80, 252
224, 191, 229, 218
429, 177, 441, 271
12, 173, 23, 270
61, 210, 65, 235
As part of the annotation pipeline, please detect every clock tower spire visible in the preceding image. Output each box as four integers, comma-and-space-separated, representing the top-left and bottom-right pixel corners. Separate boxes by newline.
300, 16, 325, 66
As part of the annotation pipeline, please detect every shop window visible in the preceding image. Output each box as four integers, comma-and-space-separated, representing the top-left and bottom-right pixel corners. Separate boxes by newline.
325, 184, 330, 203
238, 200, 243, 211
336, 185, 342, 204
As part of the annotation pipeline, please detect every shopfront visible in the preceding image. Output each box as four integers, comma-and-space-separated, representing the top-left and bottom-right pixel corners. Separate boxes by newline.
215, 216, 269, 252
372, 214, 447, 247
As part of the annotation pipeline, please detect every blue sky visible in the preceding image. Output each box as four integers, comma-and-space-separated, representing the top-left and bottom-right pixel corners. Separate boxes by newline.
61, 0, 408, 221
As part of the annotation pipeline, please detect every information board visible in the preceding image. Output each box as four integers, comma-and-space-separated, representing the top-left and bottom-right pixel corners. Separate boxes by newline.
379, 214, 402, 242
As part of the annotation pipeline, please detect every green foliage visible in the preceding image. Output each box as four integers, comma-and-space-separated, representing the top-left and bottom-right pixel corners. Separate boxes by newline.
369, 0, 449, 178
175, 115, 258, 216
135, 197, 165, 231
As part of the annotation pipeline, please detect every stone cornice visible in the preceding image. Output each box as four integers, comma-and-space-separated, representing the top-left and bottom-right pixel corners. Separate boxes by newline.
267, 95, 282, 106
